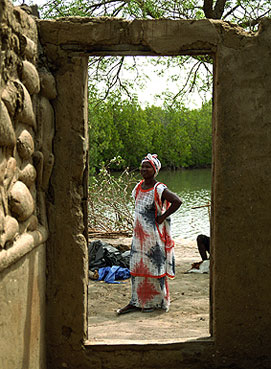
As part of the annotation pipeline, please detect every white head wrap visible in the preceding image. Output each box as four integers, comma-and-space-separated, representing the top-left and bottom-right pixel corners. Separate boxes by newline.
141, 153, 161, 177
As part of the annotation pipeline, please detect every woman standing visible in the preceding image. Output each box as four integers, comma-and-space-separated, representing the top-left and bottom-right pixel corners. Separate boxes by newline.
117, 154, 182, 314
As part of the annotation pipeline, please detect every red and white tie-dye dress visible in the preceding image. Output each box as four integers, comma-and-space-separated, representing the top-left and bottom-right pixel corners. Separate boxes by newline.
129, 181, 175, 311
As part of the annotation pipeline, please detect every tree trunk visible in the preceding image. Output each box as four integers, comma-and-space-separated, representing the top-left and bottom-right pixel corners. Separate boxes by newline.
203, 0, 227, 19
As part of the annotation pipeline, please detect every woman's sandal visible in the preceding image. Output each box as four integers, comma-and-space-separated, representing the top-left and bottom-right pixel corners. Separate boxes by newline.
141, 307, 154, 313
116, 304, 140, 315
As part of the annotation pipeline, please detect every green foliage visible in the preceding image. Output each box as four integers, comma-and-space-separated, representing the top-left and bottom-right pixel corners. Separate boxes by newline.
89, 92, 151, 172
39, 1, 271, 30
89, 93, 212, 172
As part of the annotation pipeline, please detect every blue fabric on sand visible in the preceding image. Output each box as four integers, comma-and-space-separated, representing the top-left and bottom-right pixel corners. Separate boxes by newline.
97, 266, 131, 284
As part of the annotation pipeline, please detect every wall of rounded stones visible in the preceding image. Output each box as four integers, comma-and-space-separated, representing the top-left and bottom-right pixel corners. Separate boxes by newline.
0, 2, 55, 258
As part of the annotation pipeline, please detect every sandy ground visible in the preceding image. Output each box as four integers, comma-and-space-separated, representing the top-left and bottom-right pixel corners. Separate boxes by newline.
87, 237, 210, 344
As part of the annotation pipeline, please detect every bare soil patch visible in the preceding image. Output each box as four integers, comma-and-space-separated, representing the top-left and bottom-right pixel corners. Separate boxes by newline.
87, 237, 210, 344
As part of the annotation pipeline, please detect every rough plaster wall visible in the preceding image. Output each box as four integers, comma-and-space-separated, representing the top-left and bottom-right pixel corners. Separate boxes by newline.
212, 19, 271, 362
0, 246, 46, 369
38, 17, 219, 56
0, 1, 55, 368
45, 53, 89, 368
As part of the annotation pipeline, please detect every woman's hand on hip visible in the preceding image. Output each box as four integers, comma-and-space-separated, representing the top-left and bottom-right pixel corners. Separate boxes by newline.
156, 215, 166, 225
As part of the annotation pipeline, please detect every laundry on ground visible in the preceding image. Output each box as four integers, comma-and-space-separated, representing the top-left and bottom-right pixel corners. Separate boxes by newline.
88, 240, 131, 283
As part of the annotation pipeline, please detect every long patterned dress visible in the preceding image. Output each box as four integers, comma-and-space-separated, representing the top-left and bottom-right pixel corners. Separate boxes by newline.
129, 180, 175, 311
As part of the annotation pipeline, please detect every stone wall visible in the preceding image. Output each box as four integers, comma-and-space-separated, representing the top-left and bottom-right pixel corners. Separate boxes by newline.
0, 1, 55, 368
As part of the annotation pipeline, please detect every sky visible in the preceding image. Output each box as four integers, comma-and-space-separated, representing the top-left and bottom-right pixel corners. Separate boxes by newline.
118, 56, 212, 109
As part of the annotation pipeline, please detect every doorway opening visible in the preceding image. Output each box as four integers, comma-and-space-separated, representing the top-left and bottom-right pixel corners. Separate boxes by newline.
86, 55, 213, 343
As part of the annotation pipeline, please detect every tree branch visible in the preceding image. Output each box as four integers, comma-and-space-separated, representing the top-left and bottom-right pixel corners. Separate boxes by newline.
222, 4, 239, 20
238, 9, 271, 29
171, 60, 201, 102
134, 0, 160, 18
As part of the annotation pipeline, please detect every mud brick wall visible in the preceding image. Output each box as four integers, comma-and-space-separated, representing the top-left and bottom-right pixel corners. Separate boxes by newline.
0, 1, 55, 368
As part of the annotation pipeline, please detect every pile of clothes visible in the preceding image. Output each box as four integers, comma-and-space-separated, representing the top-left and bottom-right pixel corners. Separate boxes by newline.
88, 240, 131, 283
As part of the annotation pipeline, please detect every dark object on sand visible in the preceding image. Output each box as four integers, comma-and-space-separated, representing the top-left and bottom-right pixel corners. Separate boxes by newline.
88, 240, 130, 270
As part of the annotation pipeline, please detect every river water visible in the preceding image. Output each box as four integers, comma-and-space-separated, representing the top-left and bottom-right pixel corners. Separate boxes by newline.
156, 168, 211, 240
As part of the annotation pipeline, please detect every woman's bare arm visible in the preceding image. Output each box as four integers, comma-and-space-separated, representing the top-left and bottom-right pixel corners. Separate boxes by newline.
156, 188, 182, 225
